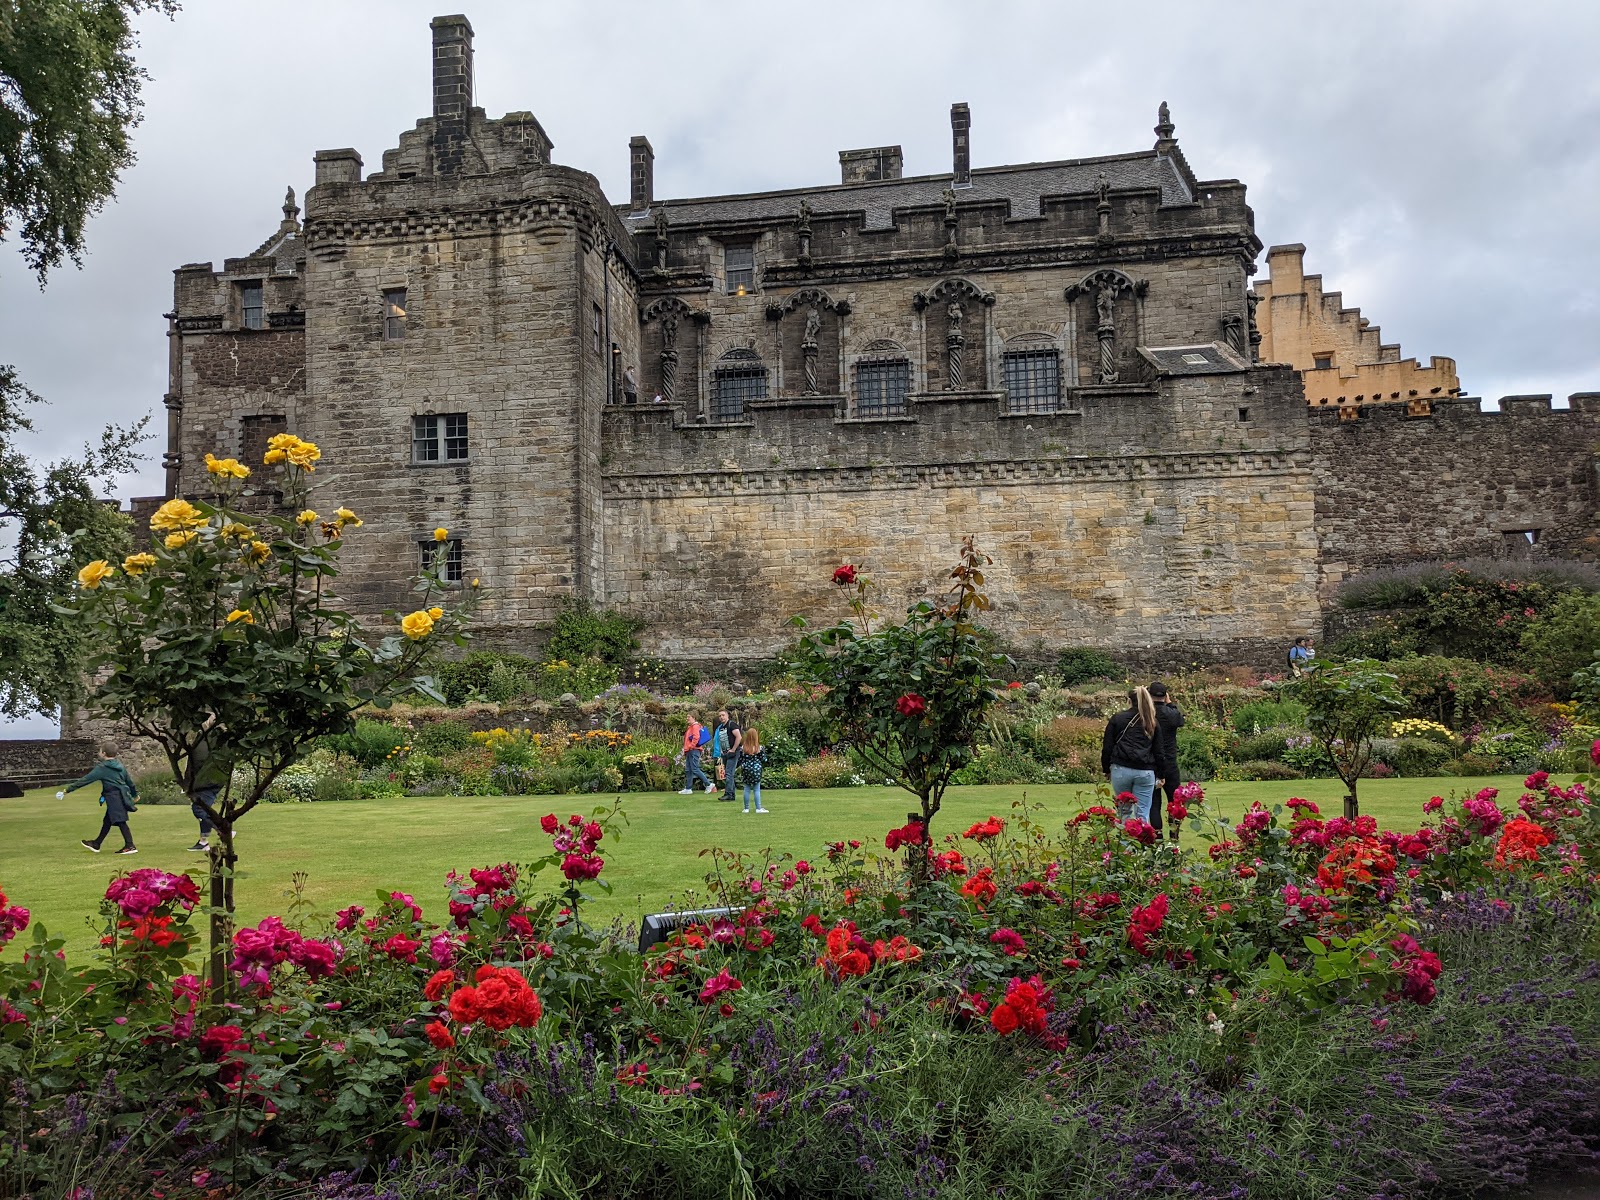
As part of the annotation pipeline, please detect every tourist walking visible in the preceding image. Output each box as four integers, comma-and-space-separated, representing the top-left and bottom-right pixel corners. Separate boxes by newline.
677, 712, 714, 795
59, 743, 141, 855
1148, 682, 1185, 842
187, 734, 230, 853
1100, 687, 1161, 824
1288, 637, 1315, 677
738, 728, 768, 813
711, 709, 743, 803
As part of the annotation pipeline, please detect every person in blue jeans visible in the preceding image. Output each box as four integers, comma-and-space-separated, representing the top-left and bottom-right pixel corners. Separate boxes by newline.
678, 713, 714, 795
738, 728, 768, 813
1100, 686, 1161, 824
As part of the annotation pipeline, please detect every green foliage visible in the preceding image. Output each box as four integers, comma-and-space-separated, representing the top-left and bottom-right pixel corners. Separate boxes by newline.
1054, 646, 1123, 687
778, 753, 861, 789
435, 650, 537, 705
1369, 736, 1454, 777
951, 744, 1058, 785
1520, 590, 1600, 696
1337, 561, 1600, 665
1234, 728, 1294, 762
324, 719, 411, 768
526, 655, 619, 701
0, 368, 149, 717
788, 540, 1008, 850
411, 718, 475, 754
0, 0, 178, 280
1214, 759, 1305, 782
130, 770, 184, 805
1327, 614, 1422, 661
1289, 659, 1407, 816
1231, 697, 1308, 734
541, 601, 643, 666
1387, 655, 1541, 729
1176, 724, 1229, 781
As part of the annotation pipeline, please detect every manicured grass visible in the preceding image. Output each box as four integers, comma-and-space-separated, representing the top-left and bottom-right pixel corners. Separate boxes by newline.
0, 774, 1547, 957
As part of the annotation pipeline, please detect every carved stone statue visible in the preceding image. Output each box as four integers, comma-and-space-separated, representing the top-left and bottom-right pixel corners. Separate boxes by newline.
945, 301, 966, 390
659, 313, 679, 403
942, 187, 958, 224
796, 197, 812, 231
1094, 286, 1118, 383
801, 306, 822, 395
653, 208, 669, 270
1222, 312, 1245, 357
1246, 292, 1262, 363
1155, 101, 1174, 140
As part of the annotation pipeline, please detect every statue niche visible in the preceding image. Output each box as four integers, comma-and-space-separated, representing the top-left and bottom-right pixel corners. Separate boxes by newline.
913, 278, 994, 391
1064, 270, 1148, 386
640, 297, 707, 409
765, 288, 849, 396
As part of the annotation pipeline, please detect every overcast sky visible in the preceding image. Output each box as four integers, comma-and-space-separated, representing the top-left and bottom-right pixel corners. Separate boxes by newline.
3, 0, 1599, 733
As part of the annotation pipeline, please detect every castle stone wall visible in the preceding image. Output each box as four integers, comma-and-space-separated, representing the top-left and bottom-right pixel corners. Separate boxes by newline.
1311, 395, 1600, 600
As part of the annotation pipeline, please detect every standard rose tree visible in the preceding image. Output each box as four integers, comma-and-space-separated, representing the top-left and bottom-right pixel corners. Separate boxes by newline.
67, 433, 475, 988
789, 538, 1008, 877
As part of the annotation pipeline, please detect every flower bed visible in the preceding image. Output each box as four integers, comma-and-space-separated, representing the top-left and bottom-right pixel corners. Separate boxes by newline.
2, 775, 1598, 1198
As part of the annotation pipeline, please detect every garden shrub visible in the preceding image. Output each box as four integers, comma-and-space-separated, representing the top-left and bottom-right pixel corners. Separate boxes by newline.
1230, 697, 1307, 734
1390, 654, 1542, 729
1445, 751, 1504, 776
1176, 723, 1228, 780
1037, 714, 1104, 769
540, 601, 643, 665
1281, 734, 1334, 776
324, 719, 411, 768
131, 771, 185, 805
1053, 647, 1123, 687
1326, 614, 1421, 661
782, 753, 860, 788
1521, 590, 1600, 695
1213, 759, 1304, 782
527, 656, 620, 702
1233, 728, 1295, 762
951, 745, 1057, 785
435, 651, 539, 706
1369, 736, 1453, 777
411, 719, 475, 755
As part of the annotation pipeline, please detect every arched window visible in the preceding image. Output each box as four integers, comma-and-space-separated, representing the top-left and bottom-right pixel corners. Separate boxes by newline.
711, 348, 766, 421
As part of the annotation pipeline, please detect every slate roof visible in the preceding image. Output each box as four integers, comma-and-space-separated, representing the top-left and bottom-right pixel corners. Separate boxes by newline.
623, 151, 1194, 233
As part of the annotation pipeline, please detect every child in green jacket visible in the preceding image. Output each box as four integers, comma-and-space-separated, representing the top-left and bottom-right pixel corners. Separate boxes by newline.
59, 743, 141, 855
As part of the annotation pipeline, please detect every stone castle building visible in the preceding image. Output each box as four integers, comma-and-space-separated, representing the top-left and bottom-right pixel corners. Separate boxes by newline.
149, 14, 1600, 668
1253, 243, 1461, 412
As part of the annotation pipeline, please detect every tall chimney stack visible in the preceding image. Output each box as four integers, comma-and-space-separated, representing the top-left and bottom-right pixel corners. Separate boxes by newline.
431, 15, 474, 121
629, 136, 654, 211
951, 102, 971, 187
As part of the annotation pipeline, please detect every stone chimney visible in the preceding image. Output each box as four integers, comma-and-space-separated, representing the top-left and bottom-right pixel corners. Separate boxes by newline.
839, 146, 903, 185
951, 103, 971, 187
431, 14, 474, 174
1266, 243, 1307, 295
313, 148, 363, 186
629, 135, 654, 211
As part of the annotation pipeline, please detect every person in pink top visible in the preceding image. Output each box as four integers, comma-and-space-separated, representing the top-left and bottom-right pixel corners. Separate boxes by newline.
676, 712, 714, 795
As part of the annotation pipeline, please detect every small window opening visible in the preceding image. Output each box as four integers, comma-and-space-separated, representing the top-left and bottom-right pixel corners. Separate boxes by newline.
1314, 355, 1333, 370
383, 289, 407, 340
1237, 406, 1250, 422
419, 537, 464, 582
725, 242, 754, 295
592, 303, 603, 354
239, 281, 264, 330
1181, 352, 1209, 365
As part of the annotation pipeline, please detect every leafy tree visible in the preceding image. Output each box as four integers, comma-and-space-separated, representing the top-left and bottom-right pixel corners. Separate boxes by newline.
788, 538, 1009, 878
0, 365, 148, 717
1, 0, 178, 281
65, 436, 472, 988
1289, 659, 1406, 819
542, 601, 642, 666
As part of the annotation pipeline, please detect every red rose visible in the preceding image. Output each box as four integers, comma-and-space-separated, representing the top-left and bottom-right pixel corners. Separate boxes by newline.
832, 564, 857, 586
989, 1004, 1020, 1035
425, 1020, 455, 1050
896, 693, 927, 718
540, 814, 559, 834
424, 969, 455, 1002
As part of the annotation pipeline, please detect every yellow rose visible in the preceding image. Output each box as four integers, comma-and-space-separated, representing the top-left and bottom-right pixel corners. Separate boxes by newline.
149, 498, 205, 533
245, 541, 271, 565
204, 453, 252, 479
77, 560, 115, 589
164, 531, 197, 551
433, 527, 449, 542
334, 507, 362, 527
265, 432, 300, 453
219, 523, 251, 541
285, 440, 322, 470
121, 552, 157, 576
471, 577, 480, 588
427, 606, 443, 620
400, 610, 435, 640
296, 509, 318, 525
226, 609, 254, 625
263, 448, 287, 465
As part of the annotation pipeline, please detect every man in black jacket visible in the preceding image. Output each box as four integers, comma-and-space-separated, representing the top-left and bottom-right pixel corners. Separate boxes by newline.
1148, 682, 1184, 842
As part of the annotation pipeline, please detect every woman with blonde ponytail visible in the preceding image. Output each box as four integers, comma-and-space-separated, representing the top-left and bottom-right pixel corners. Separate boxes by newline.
1100, 684, 1161, 824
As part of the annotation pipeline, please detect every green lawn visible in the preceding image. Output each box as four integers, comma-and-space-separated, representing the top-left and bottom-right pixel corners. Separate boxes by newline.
0, 774, 1546, 957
